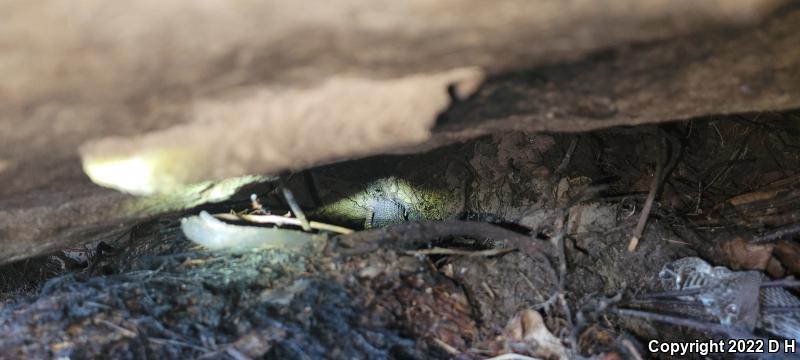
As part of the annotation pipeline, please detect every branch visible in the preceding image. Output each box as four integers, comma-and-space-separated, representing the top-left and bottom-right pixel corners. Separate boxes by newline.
333, 221, 552, 258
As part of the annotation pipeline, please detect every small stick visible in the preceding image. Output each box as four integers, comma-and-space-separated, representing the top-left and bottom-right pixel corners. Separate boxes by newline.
620, 338, 644, 360
225, 348, 251, 360
629, 141, 664, 251
628, 132, 684, 252
433, 338, 460, 355
703, 129, 753, 192
281, 187, 311, 232
97, 320, 138, 338
149, 338, 209, 353
624, 298, 704, 308
749, 223, 800, 244
761, 278, 800, 288
610, 308, 745, 337
482, 281, 496, 300
693, 180, 703, 215
213, 213, 353, 234
637, 288, 704, 299
554, 137, 579, 176
763, 306, 800, 313
543, 190, 586, 331
550, 205, 573, 326
485, 354, 541, 360
403, 247, 515, 257
334, 221, 552, 259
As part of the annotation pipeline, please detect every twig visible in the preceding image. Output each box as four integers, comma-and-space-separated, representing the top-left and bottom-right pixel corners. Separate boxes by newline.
620, 337, 644, 360
281, 187, 311, 232
485, 354, 542, 360
749, 223, 800, 244
543, 184, 608, 336
761, 278, 800, 288
628, 132, 682, 251
550, 205, 573, 327
482, 281, 497, 300
83, 301, 111, 309
403, 247, 515, 257
433, 338, 460, 355
519, 271, 537, 291
554, 137, 579, 176
610, 308, 747, 337
333, 221, 552, 259
764, 306, 800, 313
628, 145, 664, 252
763, 137, 791, 178
693, 180, 703, 215
711, 121, 725, 148
534, 293, 560, 312
623, 298, 705, 310
544, 186, 597, 336
149, 337, 209, 353
225, 348, 251, 360
637, 288, 704, 299
97, 319, 137, 338
703, 129, 753, 192
213, 213, 353, 234
551, 206, 569, 282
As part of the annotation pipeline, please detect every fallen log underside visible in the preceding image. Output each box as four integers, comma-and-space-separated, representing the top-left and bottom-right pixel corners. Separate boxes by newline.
2, 2, 800, 359
1, 2, 800, 263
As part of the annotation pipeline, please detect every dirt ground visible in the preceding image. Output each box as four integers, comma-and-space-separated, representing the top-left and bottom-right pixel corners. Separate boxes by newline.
1, 110, 799, 359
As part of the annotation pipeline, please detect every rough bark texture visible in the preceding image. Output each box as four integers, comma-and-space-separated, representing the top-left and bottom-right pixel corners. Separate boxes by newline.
1, 1, 800, 263
434, 8, 800, 137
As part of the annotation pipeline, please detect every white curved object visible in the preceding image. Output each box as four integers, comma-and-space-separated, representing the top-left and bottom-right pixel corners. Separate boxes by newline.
181, 211, 320, 252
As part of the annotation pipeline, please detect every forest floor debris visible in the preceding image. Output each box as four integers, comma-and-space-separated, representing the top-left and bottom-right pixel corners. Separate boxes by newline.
1, 111, 800, 359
